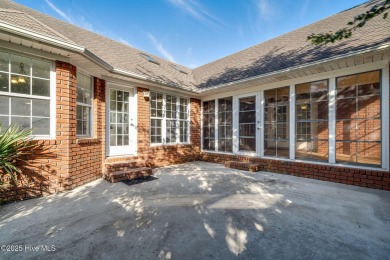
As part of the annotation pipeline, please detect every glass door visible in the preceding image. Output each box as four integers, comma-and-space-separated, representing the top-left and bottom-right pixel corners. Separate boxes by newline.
238, 94, 259, 154
107, 86, 136, 156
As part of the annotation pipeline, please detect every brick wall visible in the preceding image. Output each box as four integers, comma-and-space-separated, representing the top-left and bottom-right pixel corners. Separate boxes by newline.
0, 61, 105, 203
200, 152, 390, 190
136, 87, 201, 167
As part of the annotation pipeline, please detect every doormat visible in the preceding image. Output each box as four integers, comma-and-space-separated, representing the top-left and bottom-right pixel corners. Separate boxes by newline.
121, 176, 158, 186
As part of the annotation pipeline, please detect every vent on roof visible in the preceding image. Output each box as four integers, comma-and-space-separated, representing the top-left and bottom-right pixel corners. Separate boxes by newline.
172, 64, 188, 74
140, 53, 159, 65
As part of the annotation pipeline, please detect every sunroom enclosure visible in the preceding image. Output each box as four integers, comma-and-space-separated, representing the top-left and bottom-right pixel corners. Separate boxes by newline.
201, 64, 389, 170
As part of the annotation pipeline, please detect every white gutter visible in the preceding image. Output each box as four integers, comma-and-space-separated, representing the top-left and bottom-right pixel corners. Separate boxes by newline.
197, 43, 390, 94
0, 21, 199, 93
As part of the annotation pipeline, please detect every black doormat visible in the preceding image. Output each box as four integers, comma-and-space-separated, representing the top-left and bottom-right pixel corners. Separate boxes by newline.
121, 176, 158, 186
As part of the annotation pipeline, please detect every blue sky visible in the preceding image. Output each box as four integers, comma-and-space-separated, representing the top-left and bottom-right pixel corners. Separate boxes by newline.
14, 0, 367, 68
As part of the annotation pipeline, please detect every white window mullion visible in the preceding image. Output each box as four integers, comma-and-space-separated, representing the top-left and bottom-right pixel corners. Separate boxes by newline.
259, 91, 264, 157
289, 84, 295, 160
215, 99, 218, 151
328, 77, 336, 164
232, 96, 239, 154
381, 65, 389, 170
176, 97, 180, 143
162, 94, 167, 145
187, 99, 190, 144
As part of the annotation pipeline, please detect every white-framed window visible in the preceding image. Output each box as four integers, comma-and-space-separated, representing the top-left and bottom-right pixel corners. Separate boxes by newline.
0, 50, 54, 137
76, 72, 93, 137
150, 92, 190, 145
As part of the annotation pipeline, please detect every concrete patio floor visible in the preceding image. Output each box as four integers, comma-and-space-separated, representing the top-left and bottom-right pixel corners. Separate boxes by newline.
0, 161, 389, 260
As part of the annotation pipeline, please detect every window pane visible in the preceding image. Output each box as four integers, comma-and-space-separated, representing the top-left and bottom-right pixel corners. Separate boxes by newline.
357, 96, 380, 119
311, 80, 328, 101
11, 97, 31, 116
336, 70, 381, 166
32, 59, 50, 79
0, 52, 9, 72
336, 141, 356, 163
337, 75, 357, 98
357, 142, 380, 166
312, 121, 328, 140
0, 116, 9, 131
32, 117, 50, 135
336, 120, 357, 141
296, 83, 310, 103
11, 116, 30, 130
11, 75, 30, 94
357, 120, 381, 141
110, 135, 116, 146
296, 81, 328, 161
32, 78, 50, 97
0, 72, 9, 92
277, 140, 290, 158
11, 55, 30, 75
32, 99, 50, 117
0, 96, 9, 115
264, 89, 276, 106
264, 139, 277, 156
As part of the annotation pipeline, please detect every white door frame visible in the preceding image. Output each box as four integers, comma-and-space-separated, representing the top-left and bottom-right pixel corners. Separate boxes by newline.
105, 82, 138, 157
234, 92, 261, 156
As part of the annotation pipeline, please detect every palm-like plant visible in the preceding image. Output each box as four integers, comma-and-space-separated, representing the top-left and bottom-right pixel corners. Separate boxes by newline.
0, 124, 37, 184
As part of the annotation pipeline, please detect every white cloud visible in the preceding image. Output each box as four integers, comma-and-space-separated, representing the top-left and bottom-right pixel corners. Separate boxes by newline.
45, 0, 95, 31
255, 0, 275, 21
147, 33, 175, 62
118, 37, 133, 47
44, 0, 73, 23
167, 0, 225, 28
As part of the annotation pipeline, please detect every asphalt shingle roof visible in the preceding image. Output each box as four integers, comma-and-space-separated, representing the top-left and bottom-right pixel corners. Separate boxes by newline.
0, 0, 388, 91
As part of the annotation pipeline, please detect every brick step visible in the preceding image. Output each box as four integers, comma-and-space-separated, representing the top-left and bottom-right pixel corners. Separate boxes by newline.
105, 167, 153, 183
104, 160, 146, 173
224, 161, 261, 172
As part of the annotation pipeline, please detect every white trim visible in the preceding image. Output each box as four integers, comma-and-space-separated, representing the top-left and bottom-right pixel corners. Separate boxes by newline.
328, 77, 336, 164
215, 99, 219, 151
232, 96, 239, 154
76, 72, 94, 138
105, 83, 137, 157
289, 84, 295, 160
381, 64, 389, 170
259, 90, 264, 157
236, 92, 259, 156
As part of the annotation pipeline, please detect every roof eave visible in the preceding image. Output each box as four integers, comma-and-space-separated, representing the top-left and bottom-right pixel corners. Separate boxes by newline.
197, 43, 390, 94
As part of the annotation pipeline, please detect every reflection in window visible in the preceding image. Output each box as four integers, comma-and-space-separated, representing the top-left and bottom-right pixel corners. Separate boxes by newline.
150, 92, 190, 145
76, 73, 93, 136
203, 100, 215, 150
0, 51, 51, 136
296, 80, 328, 161
264, 87, 289, 158
336, 71, 381, 166
239, 96, 256, 152
218, 97, 233, 152
150, 92, 163, 144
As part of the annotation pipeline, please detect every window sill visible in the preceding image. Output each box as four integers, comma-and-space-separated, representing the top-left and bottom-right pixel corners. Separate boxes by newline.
76, 138, 100, 145
150, 143, 191, 148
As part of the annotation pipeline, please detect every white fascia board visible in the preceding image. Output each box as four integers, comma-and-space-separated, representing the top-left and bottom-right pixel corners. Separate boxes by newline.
0, 21, 84, 52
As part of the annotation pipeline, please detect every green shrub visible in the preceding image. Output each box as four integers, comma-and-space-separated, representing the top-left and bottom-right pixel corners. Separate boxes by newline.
0, 124, 37, 184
